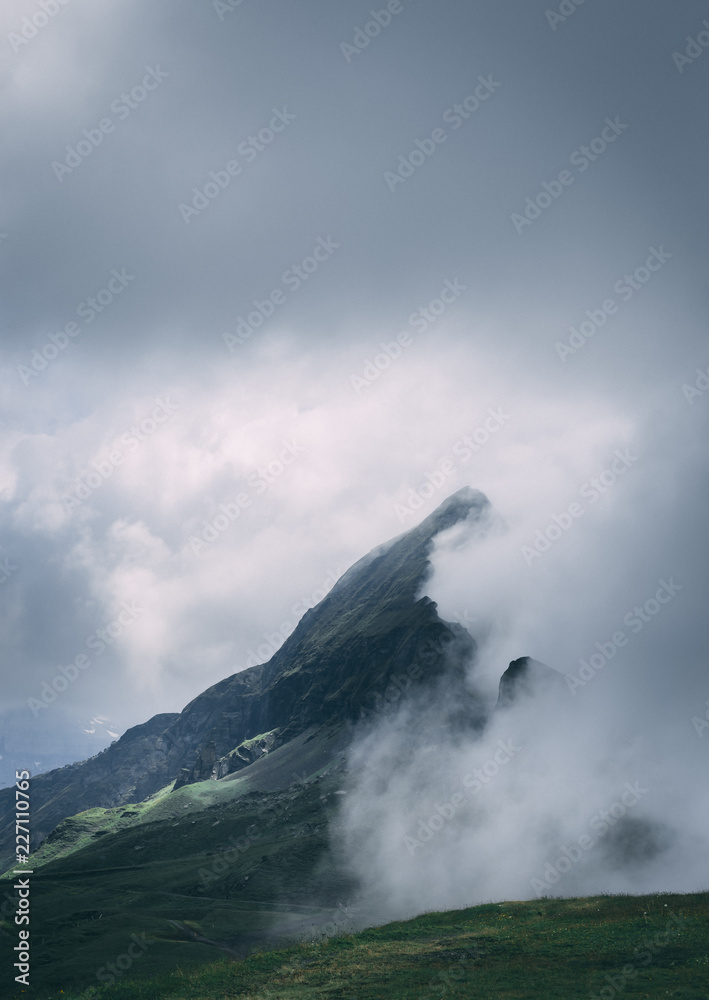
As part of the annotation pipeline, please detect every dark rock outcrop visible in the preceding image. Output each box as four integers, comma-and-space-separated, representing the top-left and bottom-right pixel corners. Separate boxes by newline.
496, 656, 567, 709
0, 488, 490, 868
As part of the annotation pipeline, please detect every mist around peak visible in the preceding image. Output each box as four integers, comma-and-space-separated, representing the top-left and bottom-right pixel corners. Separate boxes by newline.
334, 498, 708, 926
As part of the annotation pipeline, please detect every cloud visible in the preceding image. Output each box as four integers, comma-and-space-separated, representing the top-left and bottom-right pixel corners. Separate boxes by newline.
0, 0, 707, 821
335, 475, 709, 919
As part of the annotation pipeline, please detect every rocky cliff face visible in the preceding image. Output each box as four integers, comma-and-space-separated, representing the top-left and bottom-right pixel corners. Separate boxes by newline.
0, 487, 491, 869
496, 656, 567, 708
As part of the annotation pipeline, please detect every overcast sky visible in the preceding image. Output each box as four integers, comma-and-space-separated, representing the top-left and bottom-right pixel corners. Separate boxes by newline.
0, 0, 707, 786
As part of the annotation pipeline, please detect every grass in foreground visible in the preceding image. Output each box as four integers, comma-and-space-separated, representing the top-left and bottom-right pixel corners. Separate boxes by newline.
50, 890, 709, 1000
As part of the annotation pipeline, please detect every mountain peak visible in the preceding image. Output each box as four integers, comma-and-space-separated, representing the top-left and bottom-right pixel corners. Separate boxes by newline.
329, 487, 490, 601
410, 486, 490, 539
0, 487, 491, 867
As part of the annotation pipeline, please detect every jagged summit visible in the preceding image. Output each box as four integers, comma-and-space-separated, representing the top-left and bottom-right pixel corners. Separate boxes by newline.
415, 485, 489, 534
0, 490, 489, 866
328, 486, 489, 607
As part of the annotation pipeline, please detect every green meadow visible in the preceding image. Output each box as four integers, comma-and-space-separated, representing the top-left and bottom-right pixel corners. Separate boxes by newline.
48, 891, 709, 1000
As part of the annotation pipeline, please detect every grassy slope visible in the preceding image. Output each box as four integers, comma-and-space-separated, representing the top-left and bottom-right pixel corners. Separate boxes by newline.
0, 739, 356, 998
11, 724, 350, 877
48, 891, 709, 1000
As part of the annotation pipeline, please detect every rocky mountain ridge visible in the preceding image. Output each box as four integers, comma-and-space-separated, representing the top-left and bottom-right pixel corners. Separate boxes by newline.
0, 487, 491, 869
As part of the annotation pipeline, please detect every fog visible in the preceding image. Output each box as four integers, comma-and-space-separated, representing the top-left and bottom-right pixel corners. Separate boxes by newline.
1, 0, 707, 818
336, 406, 709, 917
